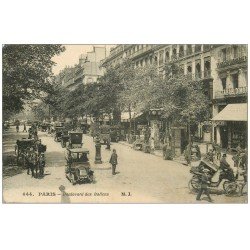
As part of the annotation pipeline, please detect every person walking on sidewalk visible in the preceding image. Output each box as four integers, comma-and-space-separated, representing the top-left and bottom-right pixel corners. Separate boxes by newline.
109, 149, 118, 175
196, 168, 213, 202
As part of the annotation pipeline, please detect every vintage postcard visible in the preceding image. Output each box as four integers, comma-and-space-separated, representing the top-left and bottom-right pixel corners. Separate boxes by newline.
2, 44, 248, 203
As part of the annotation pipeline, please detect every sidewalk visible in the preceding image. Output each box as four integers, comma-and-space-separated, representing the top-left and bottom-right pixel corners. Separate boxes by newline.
116, 140, 236, 168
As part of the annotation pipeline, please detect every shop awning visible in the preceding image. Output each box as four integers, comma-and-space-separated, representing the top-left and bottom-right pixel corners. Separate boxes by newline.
212, 103, 247, 122
121, 112, 143, 122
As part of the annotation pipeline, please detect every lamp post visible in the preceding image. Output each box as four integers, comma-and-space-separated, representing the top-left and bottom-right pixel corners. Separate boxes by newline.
94, 117, 102, 164
94, 132, 103, 164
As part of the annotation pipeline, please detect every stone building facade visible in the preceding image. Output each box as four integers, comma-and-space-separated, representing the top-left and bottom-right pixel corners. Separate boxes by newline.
101, 44, 248, 152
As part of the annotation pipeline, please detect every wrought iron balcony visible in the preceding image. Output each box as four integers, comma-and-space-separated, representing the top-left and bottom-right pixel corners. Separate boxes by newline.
214, 86, 247, 99
129, 45, 154, 59
217, 56, 247, 69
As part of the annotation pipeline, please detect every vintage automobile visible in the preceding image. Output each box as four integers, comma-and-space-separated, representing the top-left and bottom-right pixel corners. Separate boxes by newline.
65, 148, 94, 184
54, 126, 64, 142
61, 130, 70, 148
67, 131, 83, 148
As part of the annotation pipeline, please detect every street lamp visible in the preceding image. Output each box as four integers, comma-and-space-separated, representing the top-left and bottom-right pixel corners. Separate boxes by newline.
94, 117, 102, 164
94, 132, 102, 164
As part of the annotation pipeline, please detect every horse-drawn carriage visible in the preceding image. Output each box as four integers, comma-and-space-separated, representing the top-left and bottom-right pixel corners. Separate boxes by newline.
15, 138, 47, 178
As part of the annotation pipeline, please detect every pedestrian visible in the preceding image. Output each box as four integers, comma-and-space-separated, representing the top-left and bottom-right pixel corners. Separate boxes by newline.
16, 124, 19, 133
196, 168, 213, 202
196, 145, 201, 160
184, 144, 191, 165
109, 149, 118, 175
59, 185, 71, 203
106, 137, 111, 150
150, 137, 155, 151
23, 123, 27, 132
220, 153, 232, 172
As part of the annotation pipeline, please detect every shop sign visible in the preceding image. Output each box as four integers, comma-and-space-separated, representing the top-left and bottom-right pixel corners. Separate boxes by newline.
214, 121, 226, 126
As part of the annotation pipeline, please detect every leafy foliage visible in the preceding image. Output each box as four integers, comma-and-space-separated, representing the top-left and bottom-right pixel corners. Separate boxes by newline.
2, 44, 65, 117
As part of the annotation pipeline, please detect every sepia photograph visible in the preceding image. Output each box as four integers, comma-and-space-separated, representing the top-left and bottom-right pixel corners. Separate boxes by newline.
2, 44, 248, 204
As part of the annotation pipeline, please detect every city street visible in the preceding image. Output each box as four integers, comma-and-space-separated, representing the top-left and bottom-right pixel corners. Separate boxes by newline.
3, 127, 247, 204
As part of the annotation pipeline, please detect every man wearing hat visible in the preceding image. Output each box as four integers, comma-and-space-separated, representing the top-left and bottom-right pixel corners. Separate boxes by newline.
220, 153, 232, 171
196, 168, 213, 202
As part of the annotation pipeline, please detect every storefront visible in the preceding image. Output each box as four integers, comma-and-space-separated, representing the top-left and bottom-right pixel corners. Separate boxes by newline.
212, 103, 247, 150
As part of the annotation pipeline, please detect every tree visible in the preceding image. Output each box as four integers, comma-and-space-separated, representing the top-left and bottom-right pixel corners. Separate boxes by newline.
2, 44, 65, 117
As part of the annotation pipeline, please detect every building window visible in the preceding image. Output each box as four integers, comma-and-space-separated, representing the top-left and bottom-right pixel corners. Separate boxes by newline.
150, 56, 153, 64
179, 45, 184, 57
204, 59, 211, 77
221, 78, 227, 90
221, 48, 227, 61
233, 46, 238, 58
187, 65, 192, 74
195, 45, 202, 53
165, 51, 170, 62
232, 73, 239, 89
187, 45, 192, 55
159, 51, 164, 65
195, 63, 201, 78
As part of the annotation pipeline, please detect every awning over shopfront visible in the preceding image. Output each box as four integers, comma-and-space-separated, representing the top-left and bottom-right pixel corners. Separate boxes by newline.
121, 112, 143, 122
212, 103, 247, 122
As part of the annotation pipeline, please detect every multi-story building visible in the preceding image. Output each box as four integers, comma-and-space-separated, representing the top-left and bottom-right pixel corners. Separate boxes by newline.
101, 44, 248, 153
211, 45, 247, 149
57, 46, 106, 91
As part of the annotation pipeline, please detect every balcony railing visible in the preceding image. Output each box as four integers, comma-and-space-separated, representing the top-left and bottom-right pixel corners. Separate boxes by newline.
217, 56, 247, 69
185, 70, 212, 81
214, 86, 247, 98
129, 45, 154, 59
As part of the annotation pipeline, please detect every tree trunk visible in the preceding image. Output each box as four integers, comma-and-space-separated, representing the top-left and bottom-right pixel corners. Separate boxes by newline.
128, 104, 132, 141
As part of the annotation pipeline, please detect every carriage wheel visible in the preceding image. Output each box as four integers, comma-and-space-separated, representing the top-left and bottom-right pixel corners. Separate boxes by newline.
223, 181, 231, 191
225, 182, 240, 196
88, 174, 94, 183
241, 182, 248, 196
188, 176, 201, 192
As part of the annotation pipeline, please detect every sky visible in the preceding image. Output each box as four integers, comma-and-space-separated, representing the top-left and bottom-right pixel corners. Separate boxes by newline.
52, 45, 114, 75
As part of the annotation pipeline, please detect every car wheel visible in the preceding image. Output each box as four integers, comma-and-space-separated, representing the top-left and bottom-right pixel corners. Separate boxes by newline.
223, 181, 231, 191
241, 182, 247, 196
225, 182, 240, 196
188, 176, 201, 192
